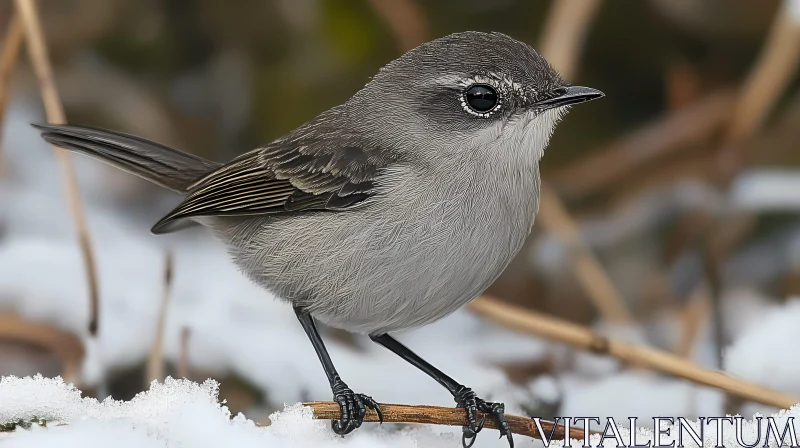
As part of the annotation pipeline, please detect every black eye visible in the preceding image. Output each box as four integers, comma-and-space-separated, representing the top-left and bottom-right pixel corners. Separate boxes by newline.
464, 84, 498, 113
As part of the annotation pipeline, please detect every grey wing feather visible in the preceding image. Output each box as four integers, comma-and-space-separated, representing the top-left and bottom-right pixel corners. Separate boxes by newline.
150, 138, 388, 234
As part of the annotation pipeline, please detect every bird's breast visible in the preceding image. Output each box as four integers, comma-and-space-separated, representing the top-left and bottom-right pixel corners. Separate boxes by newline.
212, 154, 540, 334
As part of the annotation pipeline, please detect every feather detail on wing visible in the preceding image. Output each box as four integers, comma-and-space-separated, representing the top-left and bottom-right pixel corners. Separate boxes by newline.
150, 137, 389, 234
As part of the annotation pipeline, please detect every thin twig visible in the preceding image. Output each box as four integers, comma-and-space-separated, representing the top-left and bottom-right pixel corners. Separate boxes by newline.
292, 402, 594, 442
675, 288, 709, 358
537, 185, 635, 322
675, 213, 756, 359
14, 0, 100, 336
468, 296, 799, 410
146, 251, 174, 384
666, 58, 701, 111
177, 326, 191, 379
700, 214, 757, 415
0, 11, 23, 160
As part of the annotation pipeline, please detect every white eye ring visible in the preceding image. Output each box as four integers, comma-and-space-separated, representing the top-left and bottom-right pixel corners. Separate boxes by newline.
460, 84, 502, 118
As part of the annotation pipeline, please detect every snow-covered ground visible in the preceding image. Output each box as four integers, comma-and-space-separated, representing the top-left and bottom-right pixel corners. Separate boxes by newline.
3, 376, 800, 448
0, 376, 458, 448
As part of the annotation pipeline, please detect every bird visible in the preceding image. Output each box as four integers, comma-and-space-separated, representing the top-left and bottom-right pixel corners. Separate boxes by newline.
33, 31, 603, 448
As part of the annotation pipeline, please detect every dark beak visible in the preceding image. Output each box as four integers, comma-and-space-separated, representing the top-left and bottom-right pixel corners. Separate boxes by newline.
534, 85, 604, 110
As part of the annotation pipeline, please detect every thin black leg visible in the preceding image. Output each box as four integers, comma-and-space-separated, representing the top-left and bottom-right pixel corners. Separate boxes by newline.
370, 333, 513, 448
294, 307, 382, 435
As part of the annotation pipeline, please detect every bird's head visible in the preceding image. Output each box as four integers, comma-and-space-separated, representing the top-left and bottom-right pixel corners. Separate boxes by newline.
349, 31, 603, 163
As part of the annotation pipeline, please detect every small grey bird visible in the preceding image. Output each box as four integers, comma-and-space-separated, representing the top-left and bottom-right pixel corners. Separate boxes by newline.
34, 31, 602, 447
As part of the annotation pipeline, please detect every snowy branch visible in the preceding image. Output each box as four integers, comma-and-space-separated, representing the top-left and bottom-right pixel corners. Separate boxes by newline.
299, 401, 591, 441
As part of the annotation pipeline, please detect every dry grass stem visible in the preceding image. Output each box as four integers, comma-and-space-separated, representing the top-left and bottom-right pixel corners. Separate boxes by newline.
551, 90, 736, 201
0, 312, 84, 384
177, 326, 191, 379
146, 251, 174, 384
468, 296, 799, 410
675, 288, 710, 358
534, 0, 633, 323
666, 59, 701, 110
366, 0, 428, 53
538, 0, 603, 80
722, 0, 800, 148
675, 213, 757, 358
292, 402, 593, 442
0, 11, 23, 157
538, 184, 635, 322
14, 0, 100, 336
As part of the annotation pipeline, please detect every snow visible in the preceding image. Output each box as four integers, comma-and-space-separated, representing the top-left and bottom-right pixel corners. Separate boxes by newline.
725, 299, 800, 398
2, 375, 799, 448
731, 170, 800, 212
0, 375, 457, 448
558, 371, 725, 423
788, 0, 800, 24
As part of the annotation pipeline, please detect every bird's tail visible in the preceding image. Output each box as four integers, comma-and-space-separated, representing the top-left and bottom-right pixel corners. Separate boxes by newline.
32, 124, 222, 193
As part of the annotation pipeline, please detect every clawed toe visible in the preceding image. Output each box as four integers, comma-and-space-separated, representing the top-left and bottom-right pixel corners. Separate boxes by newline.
454, 386, 514, 448
461, 413, 486, 448
330, 381, 382, 436
477, 398, 513, 448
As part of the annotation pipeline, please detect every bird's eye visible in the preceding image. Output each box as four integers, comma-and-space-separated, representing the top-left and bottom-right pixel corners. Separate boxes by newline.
463, 84, 499, 115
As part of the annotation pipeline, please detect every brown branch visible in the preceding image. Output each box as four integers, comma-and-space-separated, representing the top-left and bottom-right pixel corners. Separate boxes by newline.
146, 251, 174, 384
294, 402, 593, 442
0, 11, 23, 164
468, 296, 799, 410
14, 0, 100, 336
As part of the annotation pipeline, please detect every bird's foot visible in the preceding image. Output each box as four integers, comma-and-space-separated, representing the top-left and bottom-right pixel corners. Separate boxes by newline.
454, 385, 513, 448
330, 379, 383, 436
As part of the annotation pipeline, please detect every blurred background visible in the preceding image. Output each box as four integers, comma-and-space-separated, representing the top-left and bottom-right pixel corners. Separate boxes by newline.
2, 0, 800, 444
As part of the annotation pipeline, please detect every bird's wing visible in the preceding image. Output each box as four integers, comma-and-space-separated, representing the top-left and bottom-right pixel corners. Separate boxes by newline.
151, 136, 390, 234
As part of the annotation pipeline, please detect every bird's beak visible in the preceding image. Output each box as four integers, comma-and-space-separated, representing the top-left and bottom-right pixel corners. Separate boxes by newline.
534, 85, 604, 110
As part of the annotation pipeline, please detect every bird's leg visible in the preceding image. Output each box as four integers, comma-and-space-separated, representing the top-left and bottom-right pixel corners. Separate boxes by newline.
370, 333, 513, 448
294, 307, 383, 435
